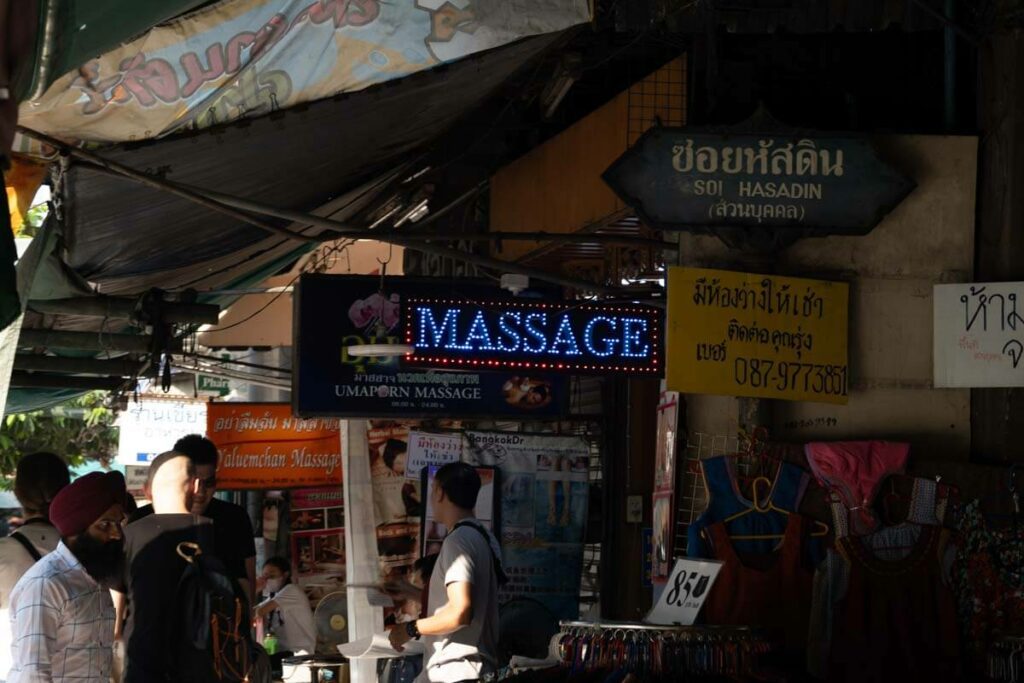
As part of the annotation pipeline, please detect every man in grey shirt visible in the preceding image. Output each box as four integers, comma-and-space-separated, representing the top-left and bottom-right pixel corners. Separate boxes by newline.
390, 463, 504, 683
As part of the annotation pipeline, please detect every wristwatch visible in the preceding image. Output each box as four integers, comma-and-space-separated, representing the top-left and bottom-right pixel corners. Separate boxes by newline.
405, 620, 421, 640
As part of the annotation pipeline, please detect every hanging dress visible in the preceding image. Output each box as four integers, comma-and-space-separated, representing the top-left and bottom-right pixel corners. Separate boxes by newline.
703, 513, 814, 657
686, 455, 810, 559
827, 525, 961, 683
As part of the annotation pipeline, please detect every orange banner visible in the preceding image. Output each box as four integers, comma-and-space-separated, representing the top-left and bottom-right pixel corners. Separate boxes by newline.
207, 403, 342, 490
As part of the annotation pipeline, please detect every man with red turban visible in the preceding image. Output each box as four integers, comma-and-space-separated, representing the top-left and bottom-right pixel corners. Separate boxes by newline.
6, 471, 127, 683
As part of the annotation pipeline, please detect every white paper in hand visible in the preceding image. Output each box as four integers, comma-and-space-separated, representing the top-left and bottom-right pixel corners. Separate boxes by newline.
338, 632, 426, 659
645, 558, 723, 626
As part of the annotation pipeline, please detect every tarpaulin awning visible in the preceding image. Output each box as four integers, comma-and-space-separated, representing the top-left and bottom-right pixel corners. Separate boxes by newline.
17, 0, 590, 145
14, 1, 215, 101
57, 33, 560, 292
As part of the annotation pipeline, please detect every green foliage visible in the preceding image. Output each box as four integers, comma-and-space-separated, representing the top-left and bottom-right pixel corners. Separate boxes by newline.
0, 392, 119, 484
17, 203, 48, 238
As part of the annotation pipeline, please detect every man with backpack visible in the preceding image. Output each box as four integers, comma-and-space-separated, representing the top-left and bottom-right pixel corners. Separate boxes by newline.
0, 452, 69, 682
114, 450, 268, 683
7, 470, 127, 682
389, 462, 506, 683
114, 451, 214, 682
128, 434, 257, 605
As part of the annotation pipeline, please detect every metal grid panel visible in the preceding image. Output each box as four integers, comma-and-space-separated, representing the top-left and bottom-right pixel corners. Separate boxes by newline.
518, 56, 686, 274
673, 431, 742, 560
626, 55, 686, 146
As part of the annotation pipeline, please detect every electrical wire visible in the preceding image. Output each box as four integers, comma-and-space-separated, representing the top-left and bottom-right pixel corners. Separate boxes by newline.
187, 352, 292, 374
190, 239, 356, 336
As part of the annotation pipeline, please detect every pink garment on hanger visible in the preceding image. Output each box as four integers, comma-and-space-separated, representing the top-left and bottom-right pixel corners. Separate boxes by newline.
805, 441, 909, 535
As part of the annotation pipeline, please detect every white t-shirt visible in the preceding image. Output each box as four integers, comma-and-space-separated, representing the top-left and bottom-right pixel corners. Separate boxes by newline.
259, 583, 316, 655
0, 522, 60, 681
418, 520, 499, 683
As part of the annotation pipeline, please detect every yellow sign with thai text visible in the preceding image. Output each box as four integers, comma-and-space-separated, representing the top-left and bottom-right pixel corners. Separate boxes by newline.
667, 267, 849, 404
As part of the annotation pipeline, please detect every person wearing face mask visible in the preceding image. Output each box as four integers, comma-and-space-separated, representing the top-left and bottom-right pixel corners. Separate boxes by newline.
7, 471, 126, 683
254, 556, 316, 668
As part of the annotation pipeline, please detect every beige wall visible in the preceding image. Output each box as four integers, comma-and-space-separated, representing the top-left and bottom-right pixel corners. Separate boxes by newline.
198, 241, 404, 348
677, 134, 978, 461
490, 56, 686, 264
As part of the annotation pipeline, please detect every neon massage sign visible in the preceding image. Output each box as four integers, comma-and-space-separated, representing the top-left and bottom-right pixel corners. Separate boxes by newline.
403, 298, 663, 375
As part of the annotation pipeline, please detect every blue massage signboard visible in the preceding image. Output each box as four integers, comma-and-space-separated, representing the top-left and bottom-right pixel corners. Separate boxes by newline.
403, 297, 663, 376
293, 275, 569, 418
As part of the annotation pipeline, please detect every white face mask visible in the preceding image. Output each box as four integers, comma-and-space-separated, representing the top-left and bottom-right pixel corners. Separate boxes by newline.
264, 578, 284, 595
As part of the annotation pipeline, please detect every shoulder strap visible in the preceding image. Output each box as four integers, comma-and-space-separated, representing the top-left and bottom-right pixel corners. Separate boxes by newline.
10, 531, 42, 562
453, 521, 509, 585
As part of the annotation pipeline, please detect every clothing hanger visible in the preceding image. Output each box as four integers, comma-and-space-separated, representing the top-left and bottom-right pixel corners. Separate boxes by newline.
721, 476, 830, 540
728, 427, 782, 496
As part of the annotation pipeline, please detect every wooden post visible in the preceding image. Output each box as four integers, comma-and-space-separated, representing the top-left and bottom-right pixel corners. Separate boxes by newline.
972, 31, 1024, 461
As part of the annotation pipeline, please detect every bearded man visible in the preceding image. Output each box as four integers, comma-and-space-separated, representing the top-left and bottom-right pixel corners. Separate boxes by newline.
7, 471, 127, 683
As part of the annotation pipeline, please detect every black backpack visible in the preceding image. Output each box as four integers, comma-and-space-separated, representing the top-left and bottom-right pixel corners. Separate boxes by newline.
173, 542, 271, 683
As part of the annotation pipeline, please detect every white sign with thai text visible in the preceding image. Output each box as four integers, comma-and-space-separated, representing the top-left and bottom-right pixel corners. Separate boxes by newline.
116, 400, 207, 466
934, 282, 1024, 387
406, 431, 462, 481
645, 558, 723, 626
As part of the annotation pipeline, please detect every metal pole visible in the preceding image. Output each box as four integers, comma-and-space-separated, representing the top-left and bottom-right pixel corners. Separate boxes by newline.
28, 296, 220, 324
18, 329, 183, 353
14, 354, 143, 376
82, 162, 622, 294
19, 128, 323, 244
19, 127, 623, 295
9, 372, 126, 391
182, 362, 291, 391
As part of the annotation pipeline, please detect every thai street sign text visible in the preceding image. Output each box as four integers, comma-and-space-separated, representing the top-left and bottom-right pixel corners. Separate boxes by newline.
603, 125, 915, 238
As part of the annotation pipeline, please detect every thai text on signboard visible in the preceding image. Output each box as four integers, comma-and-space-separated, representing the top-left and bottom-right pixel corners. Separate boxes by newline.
666, 267, 849, 404
403, 298, 662, 375
207, 402, 342, 489
603, 126, 914, 236
116, 399, 207, 466
934, 282, 1024, 387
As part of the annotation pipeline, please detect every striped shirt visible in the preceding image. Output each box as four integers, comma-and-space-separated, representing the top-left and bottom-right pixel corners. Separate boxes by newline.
7, 542, 114, 683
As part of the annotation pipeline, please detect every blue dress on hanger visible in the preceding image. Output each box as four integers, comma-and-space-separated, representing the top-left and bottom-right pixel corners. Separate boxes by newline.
686, 456, 819, 561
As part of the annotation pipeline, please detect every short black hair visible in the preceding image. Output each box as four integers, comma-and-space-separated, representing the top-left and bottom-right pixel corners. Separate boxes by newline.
14, 452, 70, 518
264, 556, 292, 584
414, 553, 440, 581
434, 462, 480, 510
173, 434, 219, 467
382, 439, 407, 471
